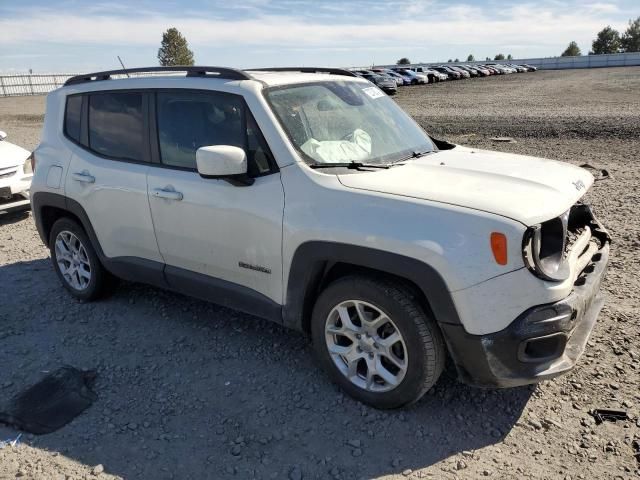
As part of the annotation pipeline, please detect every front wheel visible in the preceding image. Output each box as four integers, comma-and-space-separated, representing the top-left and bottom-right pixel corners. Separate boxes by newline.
311, 275, 445, 409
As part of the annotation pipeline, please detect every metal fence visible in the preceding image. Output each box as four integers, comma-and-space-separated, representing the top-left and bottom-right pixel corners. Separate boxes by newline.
0, 71, 184, 97
0, 74, 79, 97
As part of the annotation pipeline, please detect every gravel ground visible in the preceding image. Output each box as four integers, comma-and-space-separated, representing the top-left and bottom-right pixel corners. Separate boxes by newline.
1, 67, 639, 479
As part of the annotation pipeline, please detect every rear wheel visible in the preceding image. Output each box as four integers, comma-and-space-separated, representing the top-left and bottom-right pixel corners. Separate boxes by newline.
49, 217, 116, 301
311, 275, 445, 409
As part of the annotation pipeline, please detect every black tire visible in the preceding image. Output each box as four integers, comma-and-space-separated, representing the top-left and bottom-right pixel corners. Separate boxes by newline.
49, 217, 116, 301
311, 275, 445, 409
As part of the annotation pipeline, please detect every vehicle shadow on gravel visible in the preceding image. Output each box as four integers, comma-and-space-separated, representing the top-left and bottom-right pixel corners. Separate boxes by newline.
0, 210, 30, 226
0, 258, 533, 479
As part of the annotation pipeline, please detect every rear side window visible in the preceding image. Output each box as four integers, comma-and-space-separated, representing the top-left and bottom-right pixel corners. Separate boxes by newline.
64, 95, 82, 143
156, 91, 245, 169
88, 92, 144, 161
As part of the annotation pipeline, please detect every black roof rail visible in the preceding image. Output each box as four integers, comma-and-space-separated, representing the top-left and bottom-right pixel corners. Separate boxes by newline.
64, 66, 252, 86
246, 67, 358, 77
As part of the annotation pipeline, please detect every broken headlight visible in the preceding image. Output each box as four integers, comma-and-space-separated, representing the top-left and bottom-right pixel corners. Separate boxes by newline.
522, 210, 570, 282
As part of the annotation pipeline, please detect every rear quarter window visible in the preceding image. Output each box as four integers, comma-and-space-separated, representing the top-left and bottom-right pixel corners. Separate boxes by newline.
64, 95, 82, 143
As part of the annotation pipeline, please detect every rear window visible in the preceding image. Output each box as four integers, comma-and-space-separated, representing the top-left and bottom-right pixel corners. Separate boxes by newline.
88, 92, 144, 161
64, 95, 82, 143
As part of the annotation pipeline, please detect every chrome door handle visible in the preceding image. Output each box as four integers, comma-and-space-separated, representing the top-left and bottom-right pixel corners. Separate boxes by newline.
153, 188, 183, 201
72, 172, 95, 184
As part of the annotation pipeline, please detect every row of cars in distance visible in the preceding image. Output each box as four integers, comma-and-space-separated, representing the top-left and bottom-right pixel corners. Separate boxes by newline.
351, 63, 537, 94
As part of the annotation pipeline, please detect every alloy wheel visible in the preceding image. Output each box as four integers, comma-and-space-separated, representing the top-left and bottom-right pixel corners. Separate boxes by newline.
324, 300, 408, 392
55, 230, 91, 291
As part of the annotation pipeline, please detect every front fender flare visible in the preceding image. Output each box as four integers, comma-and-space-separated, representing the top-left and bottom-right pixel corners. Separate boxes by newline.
283, 241, 461, 331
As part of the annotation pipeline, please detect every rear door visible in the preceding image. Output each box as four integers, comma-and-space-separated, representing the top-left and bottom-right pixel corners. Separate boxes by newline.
146, 89, 284, 306
64, 91, 162, 264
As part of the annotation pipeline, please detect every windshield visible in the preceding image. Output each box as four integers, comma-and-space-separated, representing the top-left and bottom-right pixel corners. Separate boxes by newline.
265, 81, 434, 165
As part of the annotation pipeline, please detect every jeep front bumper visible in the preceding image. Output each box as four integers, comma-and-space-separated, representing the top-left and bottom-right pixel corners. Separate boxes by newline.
441, 241, 610, 388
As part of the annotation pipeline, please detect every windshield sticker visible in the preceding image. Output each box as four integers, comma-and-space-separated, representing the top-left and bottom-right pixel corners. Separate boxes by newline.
362, 87, 385, 99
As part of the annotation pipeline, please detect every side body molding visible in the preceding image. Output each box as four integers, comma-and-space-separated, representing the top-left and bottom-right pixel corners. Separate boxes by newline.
283, 242, 462, 331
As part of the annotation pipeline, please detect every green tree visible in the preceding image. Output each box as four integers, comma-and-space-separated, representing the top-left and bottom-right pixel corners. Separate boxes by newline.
447, 59, 453, 62
158, 27, 195, 66
507, 54, 513, 60
621, 16, 640, 52
396, 57, 411, 65
454, 58, 460, 62
494, 53, 505, 60
485, 57, 491, 61
467, 54, 475, 62
561, 41, 582, 56
591, 26, 621, 54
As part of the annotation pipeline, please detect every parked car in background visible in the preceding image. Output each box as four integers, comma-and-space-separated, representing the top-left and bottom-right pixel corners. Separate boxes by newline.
465, 65, 491, 76
0, 130, 32, 213
456, 66, 479, 77
506, 64, 527, 73
411, 66, 447, 83
520, 64, 538, 72
486, 64, 515, 74
354, 71, 398, 95
373, 69, 408, 86
432, 66, 461, 80
447, 66, 471, 79
392, 68, 428, 85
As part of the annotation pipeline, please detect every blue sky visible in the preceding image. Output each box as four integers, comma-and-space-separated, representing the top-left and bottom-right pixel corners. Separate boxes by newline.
0, 0, 636, 73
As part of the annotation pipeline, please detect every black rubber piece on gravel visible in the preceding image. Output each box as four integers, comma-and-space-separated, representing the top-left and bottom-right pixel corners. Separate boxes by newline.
0, 366, 97, 434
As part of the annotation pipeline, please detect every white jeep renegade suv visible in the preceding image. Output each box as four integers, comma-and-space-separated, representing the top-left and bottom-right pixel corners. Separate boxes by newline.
31, 66, 610, 408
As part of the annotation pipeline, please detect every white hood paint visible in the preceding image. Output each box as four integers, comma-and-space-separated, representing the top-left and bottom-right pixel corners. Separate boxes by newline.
0, 140, 30, 170
338, 146, 594, 226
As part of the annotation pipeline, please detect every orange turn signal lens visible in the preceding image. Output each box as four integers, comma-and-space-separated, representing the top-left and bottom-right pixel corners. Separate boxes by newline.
490, 232, 508, 265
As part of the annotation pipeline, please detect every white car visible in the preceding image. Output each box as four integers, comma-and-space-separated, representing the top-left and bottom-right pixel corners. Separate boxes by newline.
0, 131, 33, 212
31, 66, 610, 409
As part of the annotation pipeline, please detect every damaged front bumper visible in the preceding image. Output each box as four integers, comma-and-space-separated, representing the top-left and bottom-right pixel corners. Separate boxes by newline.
441, 236, 610, 388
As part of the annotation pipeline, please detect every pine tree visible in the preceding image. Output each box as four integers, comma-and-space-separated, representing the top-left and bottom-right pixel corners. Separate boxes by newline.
467, 54, 475, 62
561, 41, 581, 57
158, 28, 195, 66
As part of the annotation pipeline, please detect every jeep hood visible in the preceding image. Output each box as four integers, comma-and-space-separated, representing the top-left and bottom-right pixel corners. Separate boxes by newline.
337, 146, 594, 226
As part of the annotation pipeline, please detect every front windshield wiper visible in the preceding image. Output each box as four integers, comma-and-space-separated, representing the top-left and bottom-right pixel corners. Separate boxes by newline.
309, 161, 393, 170
393, 150, 435, 164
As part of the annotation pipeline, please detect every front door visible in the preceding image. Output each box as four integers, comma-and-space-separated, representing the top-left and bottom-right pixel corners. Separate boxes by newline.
146, 89, 284, 307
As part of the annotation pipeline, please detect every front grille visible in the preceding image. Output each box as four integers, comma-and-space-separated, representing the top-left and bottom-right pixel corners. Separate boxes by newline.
0, 187, 12, 199
0, 169, 17, 179
566, 203, 610, 279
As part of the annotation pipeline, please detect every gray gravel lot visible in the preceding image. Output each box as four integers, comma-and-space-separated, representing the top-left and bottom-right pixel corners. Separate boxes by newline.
1, 67, 639, 479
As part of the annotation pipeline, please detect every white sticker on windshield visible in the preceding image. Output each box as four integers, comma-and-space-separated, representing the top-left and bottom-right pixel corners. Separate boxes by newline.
362, 86, 385, 99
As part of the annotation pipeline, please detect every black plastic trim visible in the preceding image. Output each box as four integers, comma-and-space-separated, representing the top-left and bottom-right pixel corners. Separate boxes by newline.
284, 242, 461, 331
164, 265, 282, 322
64, 66, 252, 86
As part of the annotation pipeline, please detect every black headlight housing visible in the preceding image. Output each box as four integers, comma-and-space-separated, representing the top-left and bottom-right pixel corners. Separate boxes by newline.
522, 210, 570, 282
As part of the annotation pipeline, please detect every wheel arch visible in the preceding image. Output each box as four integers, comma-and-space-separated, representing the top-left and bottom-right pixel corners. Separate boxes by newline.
283, 242, 462, 334
31, 192, 106, 259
